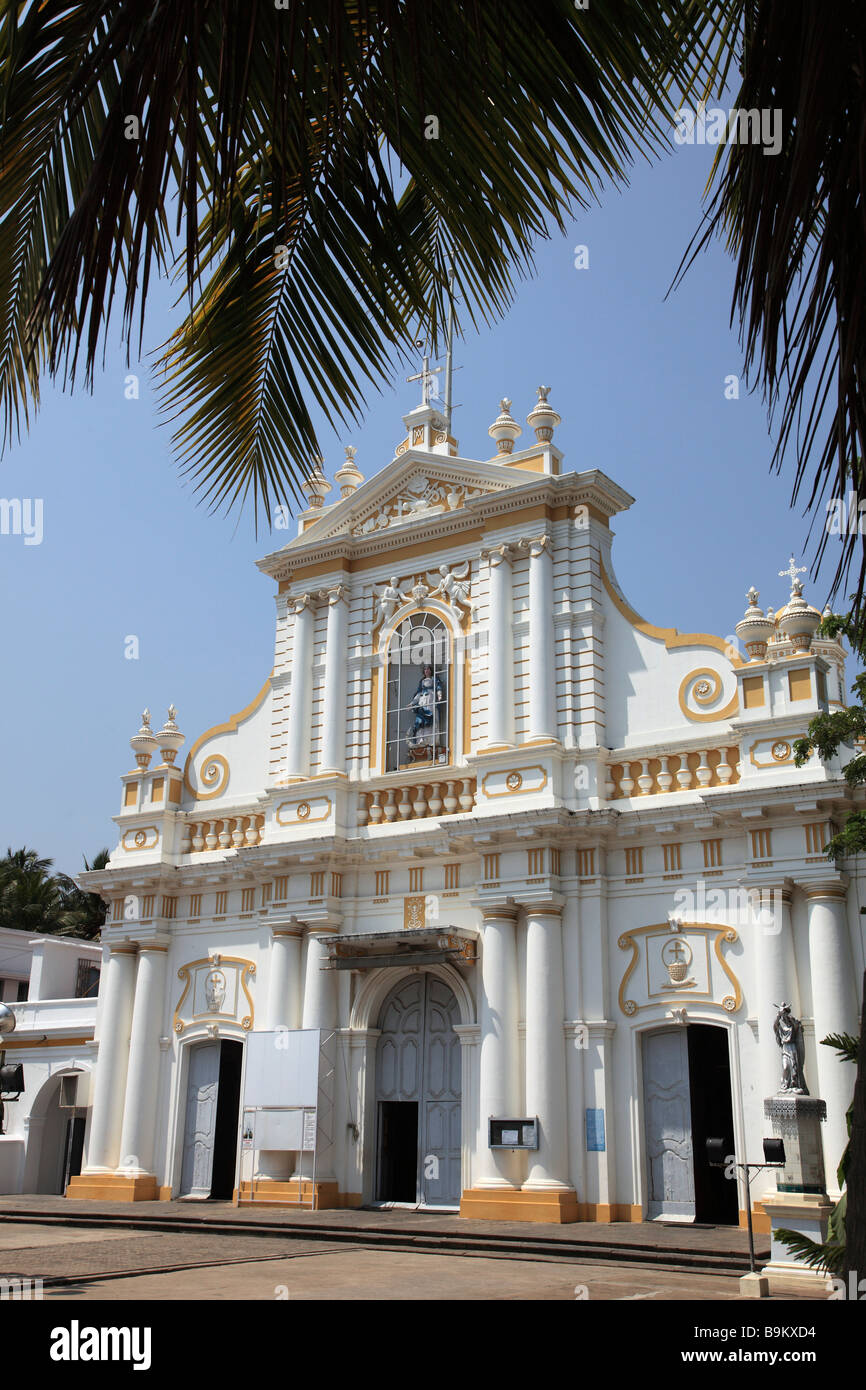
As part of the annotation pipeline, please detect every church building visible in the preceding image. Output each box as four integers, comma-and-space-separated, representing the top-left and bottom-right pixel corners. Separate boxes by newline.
65, 382, 863, 1229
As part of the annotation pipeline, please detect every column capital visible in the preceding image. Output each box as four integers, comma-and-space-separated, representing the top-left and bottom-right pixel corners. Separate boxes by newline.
519, 533, 551, 559
800, 877, 849, 902
520, 893, 566, 917
481, 543, 514, 566
289, 910, 343, 934
271, 924, 304, 939
470, 893, 518, 919
321, 582, 349, 606
291, 592, 316, 615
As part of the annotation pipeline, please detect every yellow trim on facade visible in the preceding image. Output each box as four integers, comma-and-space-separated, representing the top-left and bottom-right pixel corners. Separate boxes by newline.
601, 561, 745, 665
678, 668, 739, 723
182, 674, 273, 798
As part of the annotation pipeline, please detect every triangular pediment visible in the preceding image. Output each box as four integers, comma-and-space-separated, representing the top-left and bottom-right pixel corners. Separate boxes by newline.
282, 452, 526, 549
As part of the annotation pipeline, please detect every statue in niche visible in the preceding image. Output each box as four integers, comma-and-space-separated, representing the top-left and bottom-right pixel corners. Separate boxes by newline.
773, 1001, 809, 1094
406, 663, 446, 761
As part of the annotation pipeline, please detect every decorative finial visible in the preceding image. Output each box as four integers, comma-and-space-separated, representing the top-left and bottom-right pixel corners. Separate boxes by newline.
527, 385, 561, 443
157, 706, 185, 766
488, 398, 522, 456
130, 709, 158, 769
735, 586, 774, 662
301, 459, 332, 510
335, 444, 364, 498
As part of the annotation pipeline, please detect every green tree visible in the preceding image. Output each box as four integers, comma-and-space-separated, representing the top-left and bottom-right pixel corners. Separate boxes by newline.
0, 845, 109, 939
55, 849, 111, 940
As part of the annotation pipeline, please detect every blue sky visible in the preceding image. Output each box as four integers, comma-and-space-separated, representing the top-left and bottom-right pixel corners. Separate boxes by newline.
0, 139, 843, 875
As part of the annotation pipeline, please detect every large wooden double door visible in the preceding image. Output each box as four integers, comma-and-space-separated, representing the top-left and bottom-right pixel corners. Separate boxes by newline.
375, 975, 461, 1208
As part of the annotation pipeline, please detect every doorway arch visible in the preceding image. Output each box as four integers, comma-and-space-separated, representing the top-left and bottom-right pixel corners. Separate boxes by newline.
375, 974, 461, 1208
21, 1071, 88, 1195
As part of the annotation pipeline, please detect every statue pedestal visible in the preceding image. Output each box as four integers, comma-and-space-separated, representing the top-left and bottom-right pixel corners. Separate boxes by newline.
760, 1095, 833, 1295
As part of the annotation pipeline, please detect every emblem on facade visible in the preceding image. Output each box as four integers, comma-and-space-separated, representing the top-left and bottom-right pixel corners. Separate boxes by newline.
173, 956, 256, 1034
661, 936, 694, 986
618, 924, 742, 1016
205, 969, 227, 1012
771, 740, 792, 762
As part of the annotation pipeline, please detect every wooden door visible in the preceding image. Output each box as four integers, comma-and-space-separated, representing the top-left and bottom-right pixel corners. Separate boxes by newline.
643, 1028, 695, 1220
420, 979, 461, 1207
180, 1041, 221, 1198
375, 975, 461, 1207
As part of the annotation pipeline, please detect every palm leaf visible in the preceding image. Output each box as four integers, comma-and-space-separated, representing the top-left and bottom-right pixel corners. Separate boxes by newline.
2, 0, 708, 521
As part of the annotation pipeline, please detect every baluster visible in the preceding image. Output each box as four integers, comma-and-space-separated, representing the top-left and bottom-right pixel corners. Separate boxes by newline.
428, 782, 443, 816
637, 759, 653, 794
657, 756, 673, 792
397, 787, 413, 820
412, 785, 428, 818
675, 756, 693, 790
716, 748, 734, 784
458, 778, 474, 812
695, 750, 712, 787
218, 819, 232, 848
357, 792, 369, 827
443, 781, 458, 814
369, 791, 383, 825
231, 817, 245, 847
244, 816, 258, 845
205, 820, 218, 850
191, 823, 204, 853
383, 788, 398, 822
619, 763, 634, 796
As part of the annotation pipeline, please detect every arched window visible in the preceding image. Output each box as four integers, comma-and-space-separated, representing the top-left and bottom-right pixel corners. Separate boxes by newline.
385, 613, 449, 772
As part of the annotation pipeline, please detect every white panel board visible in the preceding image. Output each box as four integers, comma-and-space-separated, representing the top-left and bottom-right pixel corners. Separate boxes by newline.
254, 1109, 305, 1150
243, 1029, 321, 1108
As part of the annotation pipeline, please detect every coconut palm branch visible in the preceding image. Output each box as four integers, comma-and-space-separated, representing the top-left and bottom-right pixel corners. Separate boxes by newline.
672, 0, 866, 616
0, 0, 707, 524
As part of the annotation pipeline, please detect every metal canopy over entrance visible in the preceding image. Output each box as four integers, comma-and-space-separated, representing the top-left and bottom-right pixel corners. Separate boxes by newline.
323, 926, 477, 972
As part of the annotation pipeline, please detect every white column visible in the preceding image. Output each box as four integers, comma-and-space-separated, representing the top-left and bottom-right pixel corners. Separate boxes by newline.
475, 908, 521, 1188
285, 594, 315, 779
755, 885, 799, 1104
485, 546, 515, 749
266, 927, 303, 1031
526, 535, 556, 742
300, 927, 339, 1180
805, 884, 859, 1185
523, 904, 572, 1189
117, 943, 169, 1176
320, 585, 349, 774
84, 946, 138, 1172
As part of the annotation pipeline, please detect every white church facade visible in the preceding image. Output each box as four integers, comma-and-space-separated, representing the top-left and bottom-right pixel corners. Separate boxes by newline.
64, 386, 863, 1228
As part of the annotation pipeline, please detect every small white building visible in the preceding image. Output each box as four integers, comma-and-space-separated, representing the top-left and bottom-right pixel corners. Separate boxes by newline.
0, 928, 101, 1195
68, 385, 863, 1228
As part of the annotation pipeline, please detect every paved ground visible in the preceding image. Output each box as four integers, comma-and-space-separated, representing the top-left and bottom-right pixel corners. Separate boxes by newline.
0, 1223, 787, 1301
0, 1194, 770, 1256
0, 1208, 822, 1301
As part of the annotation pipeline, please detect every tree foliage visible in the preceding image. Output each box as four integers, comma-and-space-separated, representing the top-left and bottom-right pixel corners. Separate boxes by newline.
0, 846, 109, 939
